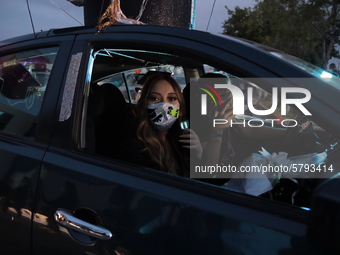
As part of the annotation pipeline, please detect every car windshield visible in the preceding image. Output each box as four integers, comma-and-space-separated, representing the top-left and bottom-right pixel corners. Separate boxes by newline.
269, 51, 340, 90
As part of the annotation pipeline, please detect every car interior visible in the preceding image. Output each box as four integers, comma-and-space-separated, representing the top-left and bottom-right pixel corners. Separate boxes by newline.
80, 47, 340, 208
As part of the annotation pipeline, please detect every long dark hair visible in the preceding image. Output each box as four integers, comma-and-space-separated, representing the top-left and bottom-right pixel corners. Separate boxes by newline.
136, 73, 188, 176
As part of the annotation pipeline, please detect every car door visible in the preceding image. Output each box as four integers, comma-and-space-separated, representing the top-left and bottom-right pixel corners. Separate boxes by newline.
32, 26, 340, 254
0, 36, 74, 254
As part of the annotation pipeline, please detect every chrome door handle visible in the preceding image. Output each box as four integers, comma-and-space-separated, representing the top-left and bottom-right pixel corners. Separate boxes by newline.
54, 210, 113, 240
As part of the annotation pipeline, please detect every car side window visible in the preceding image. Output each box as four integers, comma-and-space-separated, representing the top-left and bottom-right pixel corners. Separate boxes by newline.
0, 47, 58, 139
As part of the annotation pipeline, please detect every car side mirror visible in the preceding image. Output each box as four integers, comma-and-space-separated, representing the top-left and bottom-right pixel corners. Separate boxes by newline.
307, 173, 340, 252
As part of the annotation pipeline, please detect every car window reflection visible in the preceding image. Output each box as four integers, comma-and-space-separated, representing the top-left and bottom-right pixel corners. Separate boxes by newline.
0, 47, 58, 138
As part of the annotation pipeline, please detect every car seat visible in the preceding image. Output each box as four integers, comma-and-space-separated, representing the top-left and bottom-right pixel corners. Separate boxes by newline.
88, 83, 129, 158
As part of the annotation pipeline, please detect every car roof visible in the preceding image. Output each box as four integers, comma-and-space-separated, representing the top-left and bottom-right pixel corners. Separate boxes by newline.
0, 25, 288, 77
0, 24, 255, 51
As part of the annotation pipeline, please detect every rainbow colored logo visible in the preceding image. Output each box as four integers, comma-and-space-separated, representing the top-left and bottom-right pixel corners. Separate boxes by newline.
198, 83, 222, 106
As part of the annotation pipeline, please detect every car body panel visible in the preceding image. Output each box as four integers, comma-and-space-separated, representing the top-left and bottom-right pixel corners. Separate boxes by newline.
34, 150, 312, 254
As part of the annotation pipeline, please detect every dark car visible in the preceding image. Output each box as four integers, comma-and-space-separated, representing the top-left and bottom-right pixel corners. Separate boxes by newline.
0, 25, 339, 254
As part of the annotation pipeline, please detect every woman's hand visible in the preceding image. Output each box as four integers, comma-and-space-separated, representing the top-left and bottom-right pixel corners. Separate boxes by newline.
179, 128, 203, 160
214, 96, 235, 132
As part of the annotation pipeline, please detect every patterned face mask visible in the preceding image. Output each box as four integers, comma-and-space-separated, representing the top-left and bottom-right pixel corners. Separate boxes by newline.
147, 102, 180, 131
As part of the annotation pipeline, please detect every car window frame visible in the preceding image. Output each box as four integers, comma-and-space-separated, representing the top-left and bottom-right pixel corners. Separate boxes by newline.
74, 32, 340, 152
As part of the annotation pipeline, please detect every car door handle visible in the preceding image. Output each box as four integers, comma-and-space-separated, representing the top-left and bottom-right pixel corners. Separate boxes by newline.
54, 210, 113, 240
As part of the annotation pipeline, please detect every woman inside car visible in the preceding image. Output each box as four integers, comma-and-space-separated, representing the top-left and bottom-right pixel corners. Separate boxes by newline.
122, 72, 203, 177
